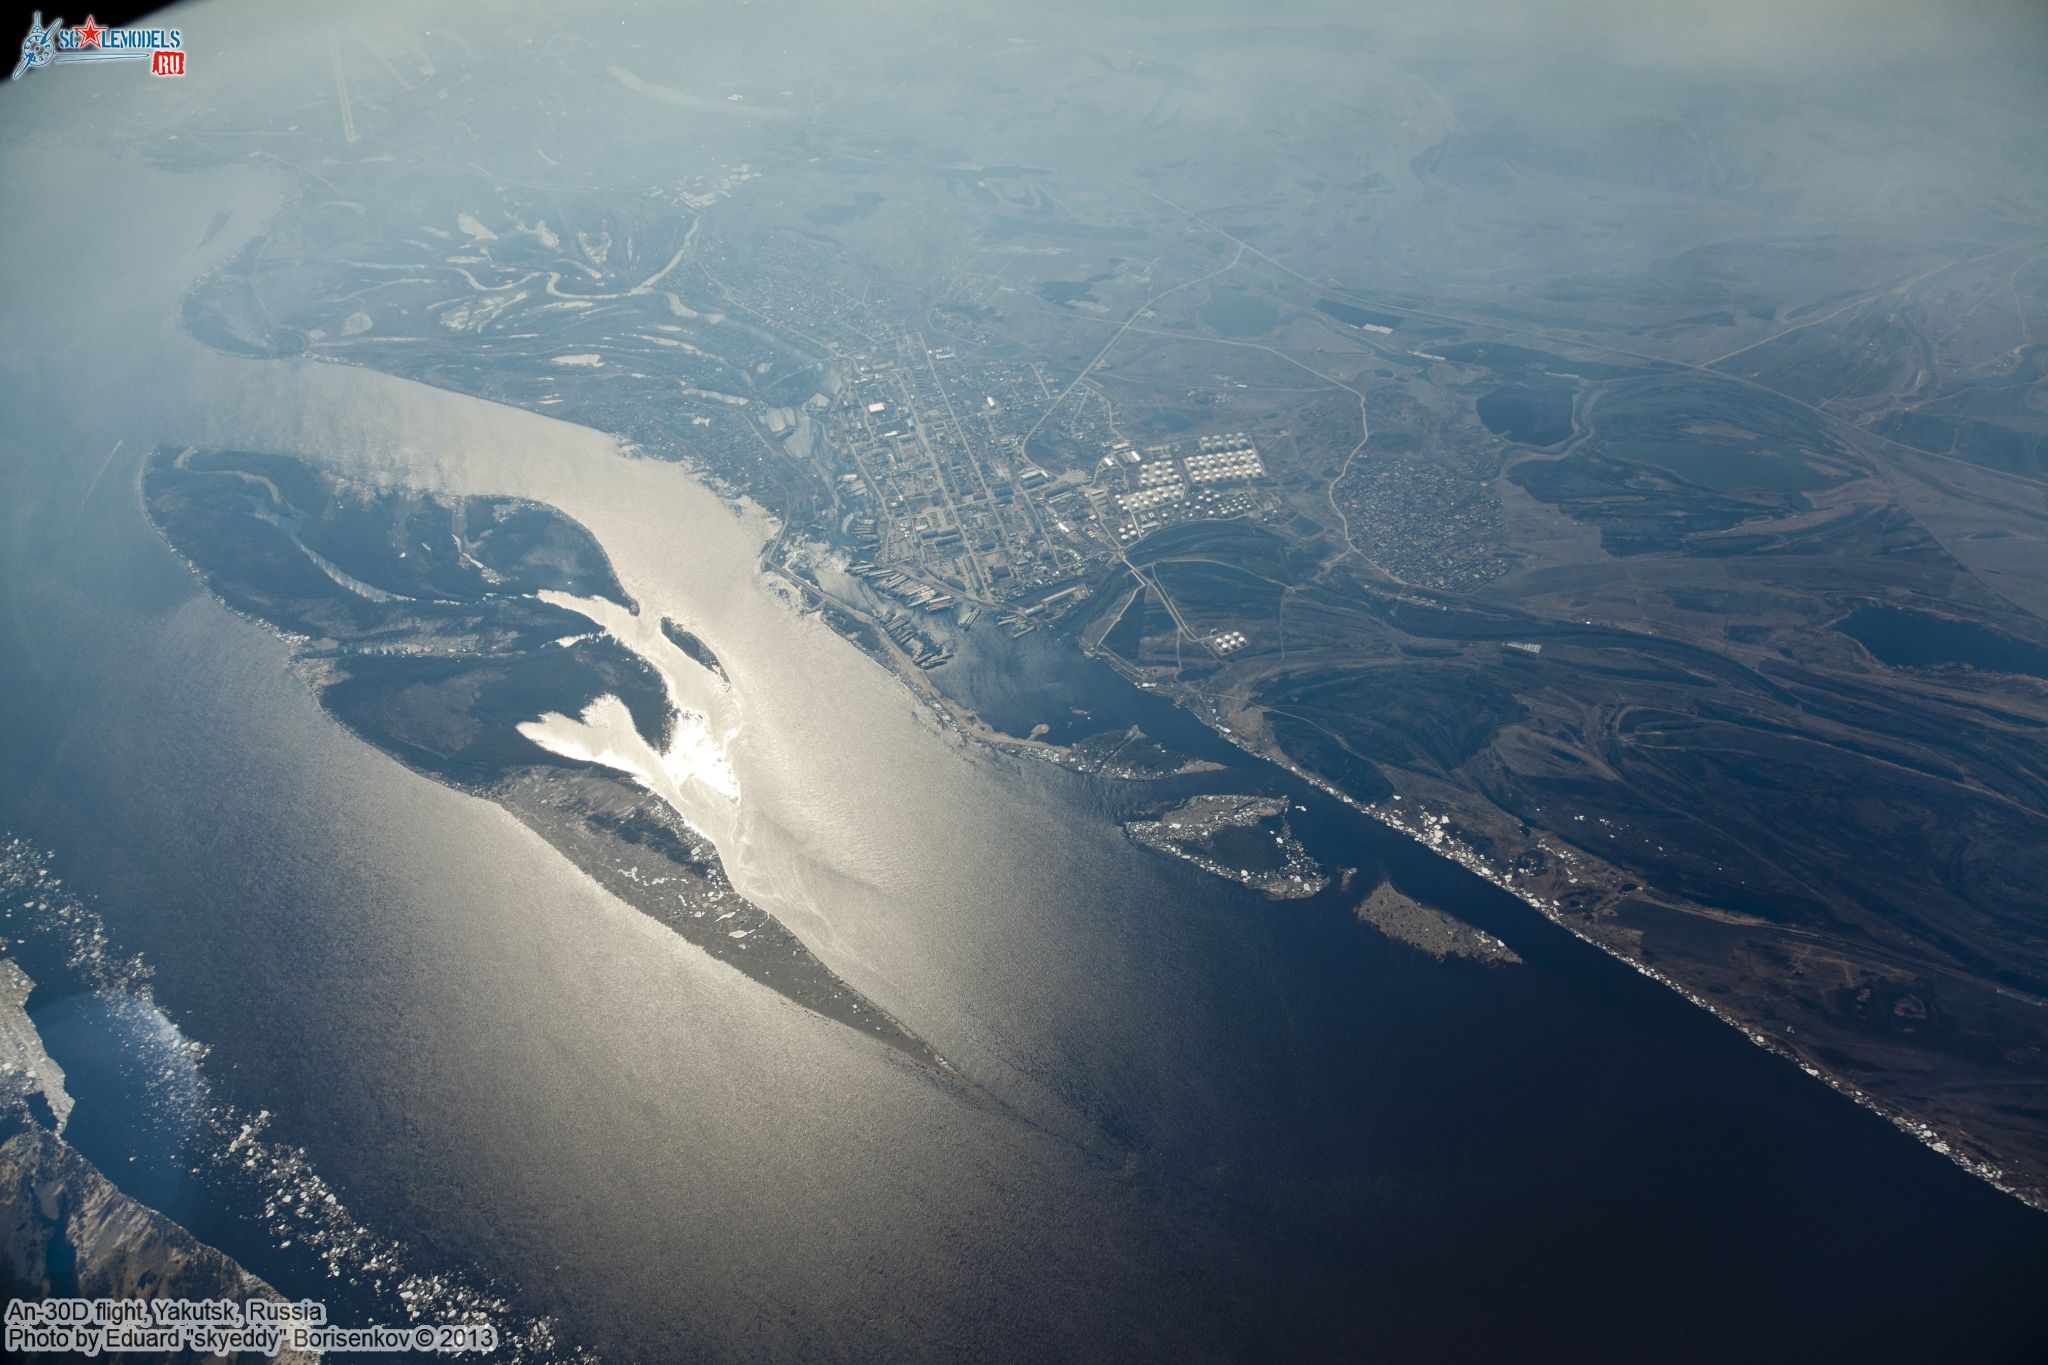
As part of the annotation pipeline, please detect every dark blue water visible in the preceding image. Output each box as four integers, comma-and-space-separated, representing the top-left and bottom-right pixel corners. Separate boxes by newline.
18, 973, 461, 1345
926, 614, 1232, 754
1839, 605, 2048, 678
28, 989, 209, 1222
925, 616, 2048, 1362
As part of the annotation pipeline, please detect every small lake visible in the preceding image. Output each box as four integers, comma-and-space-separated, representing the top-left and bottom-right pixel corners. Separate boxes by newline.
1629, 440, 1835, 493
1477, 383, 1575, 446
1199, 285, 1280, 337
1839, 606, 2048, 678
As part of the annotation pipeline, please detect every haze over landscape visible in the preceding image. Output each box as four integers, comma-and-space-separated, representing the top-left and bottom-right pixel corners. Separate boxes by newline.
2, 1, 2047, 1359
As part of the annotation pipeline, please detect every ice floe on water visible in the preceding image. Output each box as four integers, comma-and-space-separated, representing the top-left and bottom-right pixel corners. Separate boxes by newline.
518, 590, 740, 843
0, 835, 595, 1363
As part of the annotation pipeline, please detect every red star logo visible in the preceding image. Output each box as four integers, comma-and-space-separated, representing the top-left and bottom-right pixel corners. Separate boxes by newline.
75, 16, 102, 48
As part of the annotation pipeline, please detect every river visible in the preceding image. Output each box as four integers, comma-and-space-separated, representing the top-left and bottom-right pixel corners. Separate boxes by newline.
2, 131, 2046, 1363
